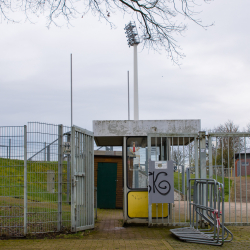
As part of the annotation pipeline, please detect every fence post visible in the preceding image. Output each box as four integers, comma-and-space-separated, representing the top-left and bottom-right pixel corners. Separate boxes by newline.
71, 126, 76, 232
57, 125, 63, 231
199, 131, 206, 226
195, 137, 199, 179
47, 145, 50, 162
199, 131, 207, 180
182, 165, 185, 195
147, 135, 152, 226
44, 142, 46, 161
208, 136, 213, 179
9, 139, 11, 159
186, 168, 190, 220
24, 125, 27, 235
67, 135, 71, 204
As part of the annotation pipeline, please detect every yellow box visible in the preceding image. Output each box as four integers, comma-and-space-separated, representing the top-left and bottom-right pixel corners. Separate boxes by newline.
127, 191, 168, 218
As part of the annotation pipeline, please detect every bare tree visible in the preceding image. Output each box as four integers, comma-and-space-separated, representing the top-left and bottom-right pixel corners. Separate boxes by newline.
212, 120, 243, 170
0, 0, 213, 63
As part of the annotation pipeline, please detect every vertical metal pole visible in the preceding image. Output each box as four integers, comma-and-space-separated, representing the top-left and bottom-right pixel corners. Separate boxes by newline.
71, 54, 73, 128
95, 187, 97, 220
233, 137, 236, 222
71, 126, 76, 232
58, 125, 63, 231
133, 45, 139, 120
44, 142, 46, 162
182, 165, 185, 194
208, 135, 213, 223
195, 137, 199, 179
228, 137, 231, 223
209, 136, 213, 179
199, 131, 206, 220
239, 139, 242, 222
67, 135, 71, 204
128, 71, 130, 120
245, 137, 248, 222
123, 136, 127, 222
199, 132, 206, 179
24, 125, 27, 235
47, 145, 50, 162
92, 135, 95, 226
9, 139, 11, 159
147, 135, 152, 225
186, 167, 190, 221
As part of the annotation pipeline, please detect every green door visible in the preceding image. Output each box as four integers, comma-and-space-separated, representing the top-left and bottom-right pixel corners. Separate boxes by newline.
97, 162, 117, 209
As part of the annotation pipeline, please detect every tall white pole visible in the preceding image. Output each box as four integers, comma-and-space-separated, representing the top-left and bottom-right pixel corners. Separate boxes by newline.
133, 45, 139, 120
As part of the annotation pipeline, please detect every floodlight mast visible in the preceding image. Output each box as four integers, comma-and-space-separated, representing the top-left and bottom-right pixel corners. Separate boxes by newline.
125, 22, 140, 120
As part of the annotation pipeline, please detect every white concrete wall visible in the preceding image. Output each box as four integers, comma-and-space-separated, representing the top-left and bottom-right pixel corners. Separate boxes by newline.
93, 120, 201, 137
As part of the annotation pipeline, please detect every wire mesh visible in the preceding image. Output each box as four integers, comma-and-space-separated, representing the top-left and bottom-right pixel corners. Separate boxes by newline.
0, 126, 25, 237
208, 133, 250, 225
26, 122, 71, 234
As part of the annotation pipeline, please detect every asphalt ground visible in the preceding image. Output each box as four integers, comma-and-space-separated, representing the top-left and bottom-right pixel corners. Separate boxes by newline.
1, 209, 250, 249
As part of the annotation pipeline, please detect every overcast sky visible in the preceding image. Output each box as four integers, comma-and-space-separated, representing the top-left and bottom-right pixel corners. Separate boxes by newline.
0, 0, 249, 132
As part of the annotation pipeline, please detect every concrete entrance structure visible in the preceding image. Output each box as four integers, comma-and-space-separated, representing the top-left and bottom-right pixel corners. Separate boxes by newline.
93, 120, 201, 224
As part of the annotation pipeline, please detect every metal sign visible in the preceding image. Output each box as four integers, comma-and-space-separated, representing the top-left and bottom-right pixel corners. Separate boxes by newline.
155, 161, 167, 169
63, 142, 71, 154
148, 160, 174, 204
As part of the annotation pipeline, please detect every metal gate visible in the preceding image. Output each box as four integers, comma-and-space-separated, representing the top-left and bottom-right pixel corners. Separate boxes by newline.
71, 126, 94, 232
147, 133, 198, 226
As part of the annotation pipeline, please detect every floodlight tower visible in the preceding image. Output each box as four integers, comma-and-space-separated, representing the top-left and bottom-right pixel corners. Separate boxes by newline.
125, 22, 140, 120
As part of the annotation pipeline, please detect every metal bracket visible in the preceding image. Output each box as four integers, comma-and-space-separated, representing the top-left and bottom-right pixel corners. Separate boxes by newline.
74, 172, 85, 177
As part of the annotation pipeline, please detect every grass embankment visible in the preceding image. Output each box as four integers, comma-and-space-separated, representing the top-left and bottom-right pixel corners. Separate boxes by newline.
0, 158, 71, 233
0, 158, 70, 203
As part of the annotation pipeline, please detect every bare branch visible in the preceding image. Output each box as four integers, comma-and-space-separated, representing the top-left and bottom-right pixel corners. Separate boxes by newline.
0, 0, 213, 64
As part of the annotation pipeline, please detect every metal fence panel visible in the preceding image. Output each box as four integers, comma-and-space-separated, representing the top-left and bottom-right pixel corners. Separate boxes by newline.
26, 122, 71, 234
2, 125, 250, 236
0, 126, 25, 237
208, 133, 250, 225
71, 126, 94, 232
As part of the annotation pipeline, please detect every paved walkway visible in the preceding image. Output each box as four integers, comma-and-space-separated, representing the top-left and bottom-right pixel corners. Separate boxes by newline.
1, 209, 250, 249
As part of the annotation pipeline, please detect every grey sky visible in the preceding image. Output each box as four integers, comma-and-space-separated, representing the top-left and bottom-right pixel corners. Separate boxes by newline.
0, 0, 249, 131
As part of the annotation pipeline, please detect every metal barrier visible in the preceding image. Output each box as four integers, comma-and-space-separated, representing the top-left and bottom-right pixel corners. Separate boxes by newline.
171, 179, 233, 246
